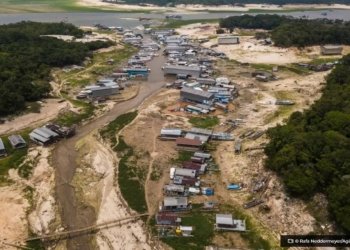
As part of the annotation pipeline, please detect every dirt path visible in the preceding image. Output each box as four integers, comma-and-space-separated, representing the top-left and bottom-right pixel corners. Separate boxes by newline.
144, 119, 158, 217
53, 49, 166, 249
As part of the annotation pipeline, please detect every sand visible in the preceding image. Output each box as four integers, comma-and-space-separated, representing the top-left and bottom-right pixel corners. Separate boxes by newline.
77, 0, 350, 12
75, 133, 152, 250
0, 99, 68, 135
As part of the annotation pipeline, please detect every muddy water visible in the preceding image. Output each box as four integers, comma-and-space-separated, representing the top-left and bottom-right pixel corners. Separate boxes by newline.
53, 48, 166, 249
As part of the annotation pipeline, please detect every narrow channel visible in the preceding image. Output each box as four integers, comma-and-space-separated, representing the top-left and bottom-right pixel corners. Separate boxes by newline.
53, 45, 166, 249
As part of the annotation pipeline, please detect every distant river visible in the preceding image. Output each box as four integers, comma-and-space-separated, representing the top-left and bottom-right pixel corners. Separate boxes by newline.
0, 9, 349, 27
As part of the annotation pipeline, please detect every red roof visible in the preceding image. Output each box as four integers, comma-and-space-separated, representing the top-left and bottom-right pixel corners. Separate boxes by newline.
183, 161, 202, 170
176, 137, 202, 147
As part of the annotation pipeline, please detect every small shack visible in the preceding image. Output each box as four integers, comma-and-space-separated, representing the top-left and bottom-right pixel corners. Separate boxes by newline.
162, 197, 189, 211
8, 135, 27, 149
320, 45, 343, 55
218, 36, 240, 45
215, 214, 246, 231
0, 138, 7, 157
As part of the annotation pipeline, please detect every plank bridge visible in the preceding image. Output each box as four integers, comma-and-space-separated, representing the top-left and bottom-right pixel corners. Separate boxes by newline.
26, 213, 149, 242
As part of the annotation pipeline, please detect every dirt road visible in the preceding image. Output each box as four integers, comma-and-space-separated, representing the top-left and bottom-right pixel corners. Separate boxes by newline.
53, 49, 166, 250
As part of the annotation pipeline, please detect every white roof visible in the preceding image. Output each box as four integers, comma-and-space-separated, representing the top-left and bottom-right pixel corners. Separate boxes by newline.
175, 168, 196, 178
161, 128, 182, 136
216, 214, 233, 225
164, 196, 188, 206
185, 133, 209, 143
180, 226, 193, 231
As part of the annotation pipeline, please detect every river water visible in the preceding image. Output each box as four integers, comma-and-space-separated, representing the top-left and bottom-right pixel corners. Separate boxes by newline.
0, 9, 349, 27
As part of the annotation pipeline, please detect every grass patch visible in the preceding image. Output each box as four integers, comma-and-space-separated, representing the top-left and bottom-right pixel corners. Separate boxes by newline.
56, 96, 95, 126
100, 111, 138, 146
309, 57, 340, 65
162, 211, 215, 250
0, 132, 29, 184
220, 204, 273, 249
189, 116, 219, 129
99, 112, 146, 213
251, 63, 275, 71
117, 137, 147, 214
171, 150, 193, 164
59, 45, 136, 88
160, 19, 219, 29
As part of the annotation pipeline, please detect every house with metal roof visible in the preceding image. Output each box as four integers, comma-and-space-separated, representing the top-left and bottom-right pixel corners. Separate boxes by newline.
8, 135, 27, 149
215, 214, 246, 231
321, 45, 343, 55
160, 128, 183, 140
29, 127, 59, 145
164, 65, 202, 78
174, 168, 197, 178
180, 87, 214, 104
184, 133, 210, 143
176, 137, 202, 151
162, 197, 189, 211
0, 139, 7, 157
163, 184, 186, 196
156, 212, 181, 226
218, 36, 240, 45
194, 152, 211, 160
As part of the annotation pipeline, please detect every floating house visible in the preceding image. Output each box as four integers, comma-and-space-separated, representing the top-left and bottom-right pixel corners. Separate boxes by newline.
29, 127, 59, 145
162, 197, 189, 211
163, 65, 202, 78
8, 135, 27, 149
160, 128, 183, 140
180, 87, 214, 104
176, 138, 202, 151
156, 213, 181, 226
215, 214, 246, 231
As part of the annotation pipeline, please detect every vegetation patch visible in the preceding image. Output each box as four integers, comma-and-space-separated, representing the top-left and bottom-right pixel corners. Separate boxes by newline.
0, 22, 112, 116
117, 137, 147, 213
162, 210, 215, 250
0, 132, 29, 184
171, 150, 193, 164
189, 116, 219, 129
220, 14, 350, 47
265, 54, 350, 233
99, 112, 147, 213
100, 111, 138, 146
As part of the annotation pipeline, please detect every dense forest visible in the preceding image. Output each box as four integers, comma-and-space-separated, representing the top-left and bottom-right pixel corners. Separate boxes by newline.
0, 22, 112, 116
220, 14, 350, 47
265, 55, 350, 233
122, 0, 350, 5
